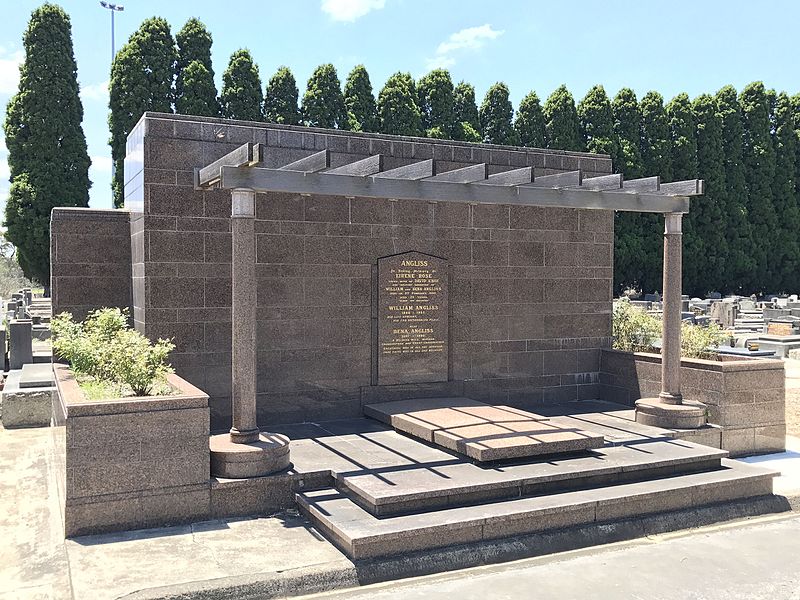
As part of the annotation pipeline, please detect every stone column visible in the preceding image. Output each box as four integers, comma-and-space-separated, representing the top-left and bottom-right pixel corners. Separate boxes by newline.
660, 213, 683, 404
229, 188, 259, 443
209, 188, 291, 478
635, 212, 706, 429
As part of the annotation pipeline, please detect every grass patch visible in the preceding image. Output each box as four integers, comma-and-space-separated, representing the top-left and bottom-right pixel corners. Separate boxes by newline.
76, 373, 175, 401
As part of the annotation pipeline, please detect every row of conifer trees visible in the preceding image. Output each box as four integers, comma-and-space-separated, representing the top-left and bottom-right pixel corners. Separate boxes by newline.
8, 7, 798, 295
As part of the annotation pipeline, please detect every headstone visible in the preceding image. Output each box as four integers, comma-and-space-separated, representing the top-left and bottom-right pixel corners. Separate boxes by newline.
764, 308, 791, 320
643, 293, 658, 302
377, 251, 448, 386
709, 292, 722, 299
9, 319, 33, 370
6, 300, 17, 316
0, 325, 5, 369
767, 319, 800, 337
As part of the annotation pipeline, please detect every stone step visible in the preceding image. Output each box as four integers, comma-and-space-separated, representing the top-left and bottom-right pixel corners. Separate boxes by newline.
297, 459, 777, 560
364, 397, 604, 462
335, 438, 728, 516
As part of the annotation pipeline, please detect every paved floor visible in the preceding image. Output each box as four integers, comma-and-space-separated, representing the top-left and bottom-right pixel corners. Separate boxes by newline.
297, 512, 800, 600
2, 402, 799, 599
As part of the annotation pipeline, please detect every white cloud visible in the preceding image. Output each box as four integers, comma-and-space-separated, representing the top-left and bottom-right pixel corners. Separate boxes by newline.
426, 24, 504, 69
81, 80, 109, 103
90, 155, 113, 174
321, 0, 385, 22
0, 47, 24, 95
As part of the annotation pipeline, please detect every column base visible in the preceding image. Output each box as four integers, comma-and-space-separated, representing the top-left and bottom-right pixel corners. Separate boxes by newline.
210, 432, 291, 479
635, 398, 707, 429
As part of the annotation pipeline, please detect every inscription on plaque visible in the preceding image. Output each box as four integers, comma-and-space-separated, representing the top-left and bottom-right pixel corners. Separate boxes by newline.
377, 251, 448, 385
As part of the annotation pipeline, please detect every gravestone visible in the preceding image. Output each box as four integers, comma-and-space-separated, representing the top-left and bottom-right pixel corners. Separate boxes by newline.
9, 319, 33, 370
377, 251, 448, 386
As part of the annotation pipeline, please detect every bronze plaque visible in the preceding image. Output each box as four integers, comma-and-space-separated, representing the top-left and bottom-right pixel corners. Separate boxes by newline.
377, 251, 448, 385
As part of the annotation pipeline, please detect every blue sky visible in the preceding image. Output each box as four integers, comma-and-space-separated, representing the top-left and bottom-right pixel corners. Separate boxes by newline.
0, 0, 799, 211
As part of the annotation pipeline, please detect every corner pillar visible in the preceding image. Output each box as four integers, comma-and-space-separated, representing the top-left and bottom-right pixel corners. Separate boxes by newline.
635, 212, 706, 429
209, 188, 291, 478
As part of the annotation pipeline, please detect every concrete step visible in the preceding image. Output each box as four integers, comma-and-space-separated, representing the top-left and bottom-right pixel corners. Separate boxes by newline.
335, 438, 729, 516
297, 459, 777, 560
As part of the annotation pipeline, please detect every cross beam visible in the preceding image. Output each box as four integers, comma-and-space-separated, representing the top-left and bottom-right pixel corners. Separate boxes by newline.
198, 143, 703, 213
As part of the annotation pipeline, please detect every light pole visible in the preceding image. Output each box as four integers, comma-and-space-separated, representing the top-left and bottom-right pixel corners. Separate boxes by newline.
99, 1, 124, 64
99, 2, 123, 181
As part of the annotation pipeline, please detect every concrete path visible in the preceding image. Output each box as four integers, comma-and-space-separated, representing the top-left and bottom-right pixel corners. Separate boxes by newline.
2, 414, 800, 599
299, 512, 800, 600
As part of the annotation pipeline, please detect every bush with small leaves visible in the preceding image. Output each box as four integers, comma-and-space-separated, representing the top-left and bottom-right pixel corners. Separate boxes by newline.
612, 298, 661, 353
52, 308, 175, 396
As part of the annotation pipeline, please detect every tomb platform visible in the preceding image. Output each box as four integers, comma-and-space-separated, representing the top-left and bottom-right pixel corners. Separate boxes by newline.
254, 399, 785, 562
364, 397, 604, 462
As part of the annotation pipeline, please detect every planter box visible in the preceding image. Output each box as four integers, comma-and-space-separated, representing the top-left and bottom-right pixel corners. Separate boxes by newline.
600, 349, 785, 457
52, 363, 211, 537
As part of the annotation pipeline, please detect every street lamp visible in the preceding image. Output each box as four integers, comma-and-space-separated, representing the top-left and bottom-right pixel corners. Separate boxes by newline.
100, 1, 123, 181
99, 1, 124, 64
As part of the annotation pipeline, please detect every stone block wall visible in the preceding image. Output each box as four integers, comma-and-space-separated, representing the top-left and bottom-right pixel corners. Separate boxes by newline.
600, 349, 786, 456
123, 112, 615, 431
53, 364, 211, 536
50, 208, 132, 320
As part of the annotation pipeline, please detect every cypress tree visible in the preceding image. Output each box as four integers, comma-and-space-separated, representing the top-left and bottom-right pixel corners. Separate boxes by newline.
543, 85, 582, 151
343, 65, 377, 132
175, 61, 217, 116
479, 82, 518, 145
219, 49, 263, 121
263, 66, 300, 125
514, 91, 546, 148
666, 93, 699, 293
740, 82, 778, 292
108, 17, 176, 207
715, 85, 755, 292
377, 72, 422, 136
302, 63, 348, 129
4, 3, 91, 284
611, 88, 645, 292
417, 69, 456, 138
453, 81, 480, 131
771, 92, 800, 291
175, 18, 216, 116
578, 85, 618, 158
638, 91, 672, 294
691, 94, 728, 295
612, 88, 644, 179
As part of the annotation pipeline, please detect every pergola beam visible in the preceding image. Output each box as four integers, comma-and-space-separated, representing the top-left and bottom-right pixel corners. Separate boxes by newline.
196, 142, 262, 187
219, 165, 691, 213
325, 154, 383, 176
472, 167, 533, 186
575, 173, 622, 190
623, 176, 660, 192
373, 159, 434, 180
425, 163, 488, 183
280, 150, 330, 173
526, 170, 582, 188
660, 179, 705, 195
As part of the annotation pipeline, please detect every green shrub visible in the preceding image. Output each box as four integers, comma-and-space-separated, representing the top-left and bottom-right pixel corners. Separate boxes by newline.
681, 320, 729, 359
52, 308, 175, 396
612, 298, 661, 352
612, 298, 727, 359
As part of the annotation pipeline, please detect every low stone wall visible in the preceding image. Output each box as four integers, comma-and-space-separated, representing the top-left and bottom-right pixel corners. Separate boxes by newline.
50, 208, 132, 321
53, 364, 211, 537
600, 349, 785, 457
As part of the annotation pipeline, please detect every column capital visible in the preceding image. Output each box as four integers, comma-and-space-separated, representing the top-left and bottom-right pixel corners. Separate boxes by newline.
231, 187, 255, 218
664, 212, 683, 234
